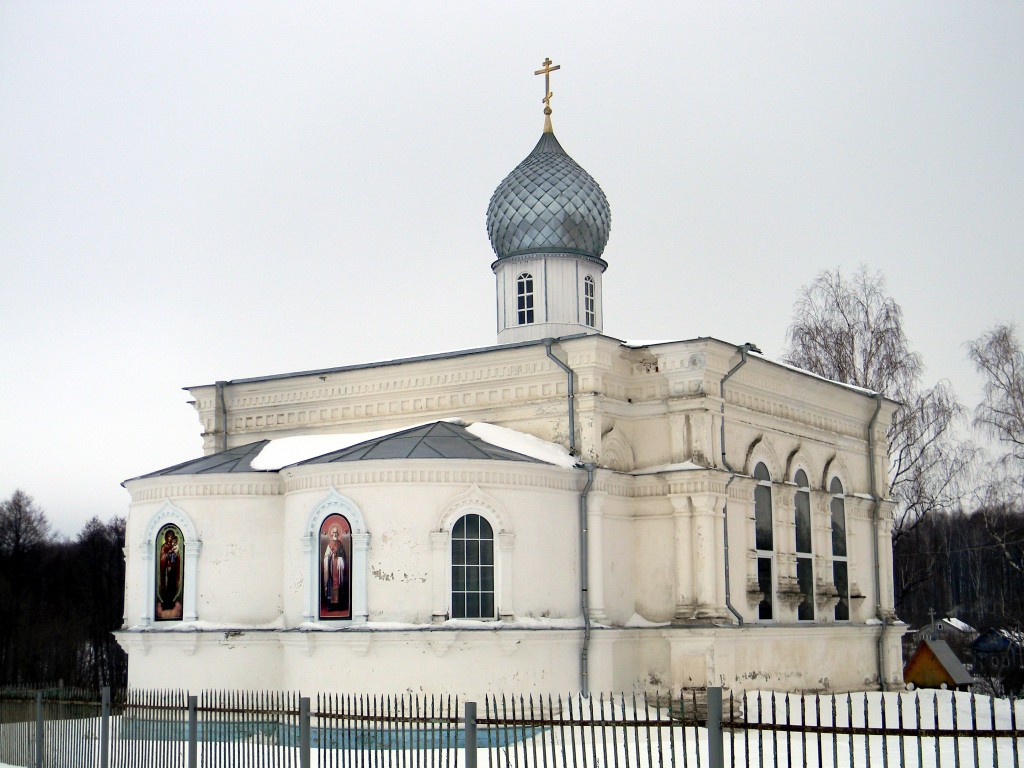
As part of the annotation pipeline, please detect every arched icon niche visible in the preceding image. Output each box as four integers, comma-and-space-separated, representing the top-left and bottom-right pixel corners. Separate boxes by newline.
319, 513, 352, 619
155, 523, 184, 621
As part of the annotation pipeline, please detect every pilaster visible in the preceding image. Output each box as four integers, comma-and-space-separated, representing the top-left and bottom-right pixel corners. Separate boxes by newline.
351, 533, 370, 623
586, 492, 608, 623
498, 532, 515, 620
430, 532, 448, 623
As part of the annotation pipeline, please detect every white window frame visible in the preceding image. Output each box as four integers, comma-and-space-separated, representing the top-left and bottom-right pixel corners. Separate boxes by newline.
829, 476, 850, 622
450, 512, 496, 619
793, 468, 815, 621
516, 272, 535, 325
583, 275, 596, 327
433, 488, 513, 622
753, 462, 776, 622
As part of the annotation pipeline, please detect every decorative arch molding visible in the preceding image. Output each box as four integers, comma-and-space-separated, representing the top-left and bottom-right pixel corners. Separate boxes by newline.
436, 484, 512, 536
600, 427, 636, 472
139, 501, 201, 625
302, 488, 370, 623
432, 484, 515, 622
785, 446, 816, 488
743, 436, 782, 480
822, 455, 853, 496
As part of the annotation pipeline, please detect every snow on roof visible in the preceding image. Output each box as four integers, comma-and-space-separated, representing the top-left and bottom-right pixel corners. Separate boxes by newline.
632, 461, 707, 475
621, 339, 676, 347
944, 617, 975, 633
624, 612, 671, 628
767, 358, 879, 396
465, 422, 578, 468
621, 339, 884, 398
251, 427, 420, 470
250, 420, 577, 471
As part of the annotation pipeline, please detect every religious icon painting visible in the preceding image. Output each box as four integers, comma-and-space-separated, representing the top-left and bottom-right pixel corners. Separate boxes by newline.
155, 523, 184, 621
319, 514, 352, 619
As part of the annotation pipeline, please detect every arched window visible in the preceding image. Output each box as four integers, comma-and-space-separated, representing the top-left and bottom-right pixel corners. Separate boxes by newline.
452, 513, 495, 619
319, 513, 352, 620
794, 469, 814, 621
155, 523, 184, 621
830, 477, 849, 621
516, 273, 535, 325
753, 462, 774, 621
583, 275, 596, 327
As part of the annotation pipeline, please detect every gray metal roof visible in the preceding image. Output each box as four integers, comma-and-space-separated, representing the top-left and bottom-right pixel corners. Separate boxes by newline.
293, 421, 549, 465
184, 336, 581, 389
923, 639, 975, 686
486, 132, 611, 262
130, 441, 271, 480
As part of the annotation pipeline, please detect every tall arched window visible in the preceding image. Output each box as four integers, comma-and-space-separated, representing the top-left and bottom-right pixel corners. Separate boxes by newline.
155, 523, 184, 621
583, 275, 596, 327
319, 513, 352, 620
452, 513, 495, 619
794, 469, 814, 621
753, 462, 774, 620
830, 477, 849, 621
516, 273, 535, 325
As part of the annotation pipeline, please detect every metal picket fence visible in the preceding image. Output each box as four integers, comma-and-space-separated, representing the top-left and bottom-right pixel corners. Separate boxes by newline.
1, 686, 1021, 768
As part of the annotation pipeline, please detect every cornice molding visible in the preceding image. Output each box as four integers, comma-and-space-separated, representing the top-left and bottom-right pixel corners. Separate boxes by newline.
281, 463, 584, 495
127, 478, 282, 501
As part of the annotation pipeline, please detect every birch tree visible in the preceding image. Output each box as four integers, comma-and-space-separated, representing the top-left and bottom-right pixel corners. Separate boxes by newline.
783, 266, 973, 542
968, 324, 1024, 587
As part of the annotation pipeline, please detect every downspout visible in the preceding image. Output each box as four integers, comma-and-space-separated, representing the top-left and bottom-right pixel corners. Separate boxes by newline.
867, 392, 887, 690
544, 339, 577, 455
215, 380, 229, 453
578, 463, 595, 696
542, 339, 590, 691
717, 343, 760, 626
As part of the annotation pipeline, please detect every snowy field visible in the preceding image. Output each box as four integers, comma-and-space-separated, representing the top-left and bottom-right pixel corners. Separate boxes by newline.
0, 689, 1021, 767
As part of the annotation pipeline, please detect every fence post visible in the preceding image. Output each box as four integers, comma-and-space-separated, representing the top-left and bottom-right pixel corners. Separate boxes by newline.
707, 687, 723, 768
100, 686, 111, 768
187, 695, 198, 768
34, 690, 43, 768
299, 696, 311, 768
464, 701, 477, 768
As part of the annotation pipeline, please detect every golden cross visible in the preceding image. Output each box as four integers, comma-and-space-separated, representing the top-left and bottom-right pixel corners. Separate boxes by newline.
534, 57, 561, 114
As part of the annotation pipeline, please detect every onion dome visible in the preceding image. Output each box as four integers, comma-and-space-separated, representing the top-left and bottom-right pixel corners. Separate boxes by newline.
486, 131, 611, 262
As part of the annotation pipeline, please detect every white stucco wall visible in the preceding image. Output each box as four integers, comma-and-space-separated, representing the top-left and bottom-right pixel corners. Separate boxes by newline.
121, 335, 905, 694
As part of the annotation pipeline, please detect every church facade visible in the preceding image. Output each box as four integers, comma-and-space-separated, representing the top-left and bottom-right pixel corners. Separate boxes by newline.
116, 65, 905, 696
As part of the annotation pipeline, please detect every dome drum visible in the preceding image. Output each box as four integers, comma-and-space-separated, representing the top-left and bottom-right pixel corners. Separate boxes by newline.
489, 251, 608, 274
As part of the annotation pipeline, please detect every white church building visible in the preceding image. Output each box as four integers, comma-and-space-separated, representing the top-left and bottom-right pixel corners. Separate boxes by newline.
116, 63, 905, 697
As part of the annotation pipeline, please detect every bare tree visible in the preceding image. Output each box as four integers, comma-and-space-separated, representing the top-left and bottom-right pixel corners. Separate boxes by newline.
0, 489, 53, 682
784, 266, 972, 542
967, 325, 1024, 590
967, 324, 1024, 467
0, 489, 51, 558
785, 266, 922, 400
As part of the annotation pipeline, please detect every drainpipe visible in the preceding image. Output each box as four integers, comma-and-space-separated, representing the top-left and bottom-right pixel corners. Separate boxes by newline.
215, 380, 229, 452
578, 463, 595, 696
544, 339, 577, 455
542, 338, 590, 691
867, 392, 887, 690
717, 343, 761, 626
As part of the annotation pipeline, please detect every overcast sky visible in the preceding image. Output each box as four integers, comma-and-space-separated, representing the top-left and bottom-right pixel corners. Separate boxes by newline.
2, 2, 1022, 536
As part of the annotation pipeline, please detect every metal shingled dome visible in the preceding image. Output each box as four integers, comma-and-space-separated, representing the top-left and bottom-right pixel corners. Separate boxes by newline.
486, 132, 611, 261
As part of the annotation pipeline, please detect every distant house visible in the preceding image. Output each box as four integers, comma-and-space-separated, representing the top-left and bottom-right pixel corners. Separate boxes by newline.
972, 628, 1024, 695
903, 638, 974, 691
915, 617, 977, 645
